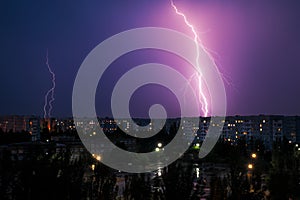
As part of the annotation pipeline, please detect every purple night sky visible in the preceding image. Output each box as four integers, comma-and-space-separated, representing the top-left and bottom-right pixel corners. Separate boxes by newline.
1, 0, 300, 117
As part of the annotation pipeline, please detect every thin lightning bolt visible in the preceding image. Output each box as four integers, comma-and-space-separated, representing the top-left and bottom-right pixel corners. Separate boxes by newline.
171, 0, 209, 117
43, 50, 56, 119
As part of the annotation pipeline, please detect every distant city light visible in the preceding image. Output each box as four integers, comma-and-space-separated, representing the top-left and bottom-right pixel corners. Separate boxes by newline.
248, 164, 253, 169
196, 167, 200, 178
158, 168, 162, 176
251, 153, 257, 158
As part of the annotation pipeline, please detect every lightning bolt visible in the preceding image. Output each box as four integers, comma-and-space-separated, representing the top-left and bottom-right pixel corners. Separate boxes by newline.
171, 0, 210, 117
43, 50, 56, 119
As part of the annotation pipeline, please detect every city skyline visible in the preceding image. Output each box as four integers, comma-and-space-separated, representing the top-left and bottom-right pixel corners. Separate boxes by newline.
1, 114, 299, 151
1, 0, 300, 117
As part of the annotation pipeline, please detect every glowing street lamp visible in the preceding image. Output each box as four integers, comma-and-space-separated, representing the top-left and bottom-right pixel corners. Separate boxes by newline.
251, 153, 257, 159
92, 154, 102, 161
248, 164, 253, 169
155, 147, 160, 152
157, 143, 162, 148
96, 155, 101, 161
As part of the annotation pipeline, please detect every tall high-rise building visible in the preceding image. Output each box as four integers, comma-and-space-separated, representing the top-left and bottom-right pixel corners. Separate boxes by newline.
283, 116, 297, 143
0, 115, 27, 132
27, 117, 40, 141
0, 115, 41, 142
197, 115, 300, 150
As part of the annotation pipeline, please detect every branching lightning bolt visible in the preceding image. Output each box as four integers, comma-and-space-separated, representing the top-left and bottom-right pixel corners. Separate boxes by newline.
171, 0, 209, 117
43, 50, 56, 119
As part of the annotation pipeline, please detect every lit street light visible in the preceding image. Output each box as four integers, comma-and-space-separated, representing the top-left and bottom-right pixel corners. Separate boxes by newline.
96, 155, 101, 161
158, 168, 162, 176
247, 163, 254, 192
248, 164, 253, 169
92, 154, 101, 161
